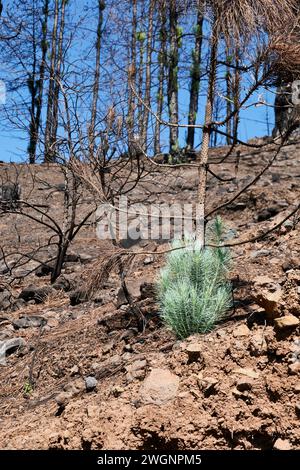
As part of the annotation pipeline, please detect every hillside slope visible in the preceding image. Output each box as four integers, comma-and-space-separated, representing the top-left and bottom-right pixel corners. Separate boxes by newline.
0, 140, 300, 450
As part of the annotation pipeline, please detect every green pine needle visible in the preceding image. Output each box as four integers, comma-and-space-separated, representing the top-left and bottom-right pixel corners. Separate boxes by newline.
157, 218, 232, 338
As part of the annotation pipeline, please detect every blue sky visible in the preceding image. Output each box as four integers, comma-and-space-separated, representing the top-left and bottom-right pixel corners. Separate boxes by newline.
0, 1, 276, 163
0, 87, 275, 163
0, 132, 28, 163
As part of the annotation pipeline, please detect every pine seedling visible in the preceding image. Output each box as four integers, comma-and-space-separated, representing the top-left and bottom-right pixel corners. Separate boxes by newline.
157, 217, 232, 338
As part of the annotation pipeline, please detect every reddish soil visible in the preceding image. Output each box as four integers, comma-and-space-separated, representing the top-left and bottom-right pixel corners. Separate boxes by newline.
0, 139, 300, 450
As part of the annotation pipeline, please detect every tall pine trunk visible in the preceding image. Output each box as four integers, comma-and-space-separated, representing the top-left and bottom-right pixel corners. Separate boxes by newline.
154, 2, 167, 155
27, 0, 38, 164
50, 0, 67, 156
137, 31, 145, 140
127, 0, 137, 147
167, 0, 179, 154
232, 47, 241, 146
44, 0, 59, 162
225, 41, 233, 145
88, 0, 105, 158
187, 9, 203, 150
196, 22, 218, 246
28, 0, 49, 163
141, 0, 154, 150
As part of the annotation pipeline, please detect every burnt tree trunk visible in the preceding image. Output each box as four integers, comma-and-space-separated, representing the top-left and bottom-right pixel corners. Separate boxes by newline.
187, 8, 203, 150
167, 0, 179, 154
273, 84, 300, 137
154, 2, 167, 155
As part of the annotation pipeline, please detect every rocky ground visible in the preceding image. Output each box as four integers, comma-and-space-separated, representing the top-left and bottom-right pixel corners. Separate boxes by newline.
0, 138, 300, 450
